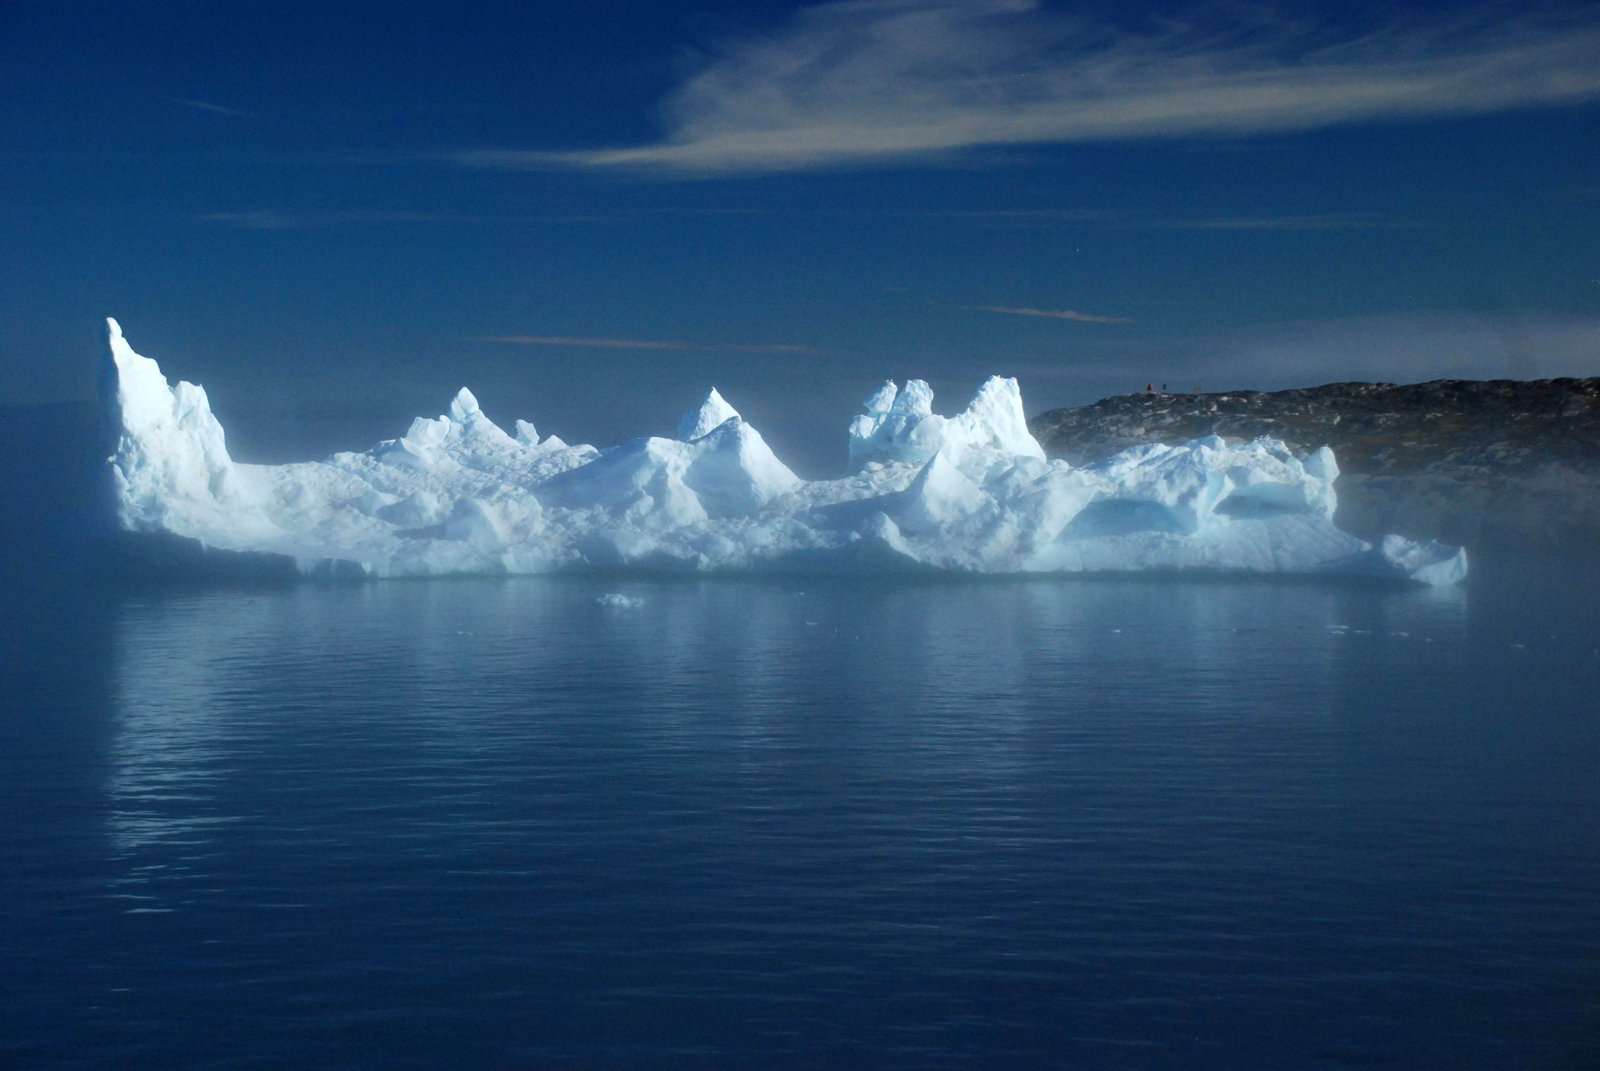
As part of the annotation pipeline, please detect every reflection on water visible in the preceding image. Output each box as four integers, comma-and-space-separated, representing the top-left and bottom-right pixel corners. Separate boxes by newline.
109, 601, 246, 855
5, 571, 1597, 1068
101, 578, 1470, 880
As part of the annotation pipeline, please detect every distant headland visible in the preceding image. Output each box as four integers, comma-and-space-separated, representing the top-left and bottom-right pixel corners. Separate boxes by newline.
1030, 379, 1600, 556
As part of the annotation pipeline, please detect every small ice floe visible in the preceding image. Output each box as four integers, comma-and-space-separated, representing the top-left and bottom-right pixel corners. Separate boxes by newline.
596, 593, 644, 608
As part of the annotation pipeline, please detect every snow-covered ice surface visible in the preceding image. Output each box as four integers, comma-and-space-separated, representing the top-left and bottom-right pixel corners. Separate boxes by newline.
100, 320, 1466, 585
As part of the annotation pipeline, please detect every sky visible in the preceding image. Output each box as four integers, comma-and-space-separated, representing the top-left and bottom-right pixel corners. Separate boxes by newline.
3, 0, 1598, 475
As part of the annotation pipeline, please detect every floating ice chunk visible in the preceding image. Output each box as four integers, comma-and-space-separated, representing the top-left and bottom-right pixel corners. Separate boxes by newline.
1318, 533, 1469, 586
1377, 534, 1470, 586
98, 320, 1468, 586
596, 593, 644, 608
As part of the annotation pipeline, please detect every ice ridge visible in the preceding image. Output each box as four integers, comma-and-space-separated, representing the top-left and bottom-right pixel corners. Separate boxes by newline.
99, 320, 1467, 584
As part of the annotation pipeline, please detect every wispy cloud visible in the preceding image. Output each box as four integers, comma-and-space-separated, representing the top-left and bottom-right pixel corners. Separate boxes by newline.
972, 305, 1132, 324
200, 210, 614, 229
201, 210, 460, 229
475, 335, 820, 355
171, 98, 257, 119
1134, 213, 1433, 231
457, 0, 1600, 176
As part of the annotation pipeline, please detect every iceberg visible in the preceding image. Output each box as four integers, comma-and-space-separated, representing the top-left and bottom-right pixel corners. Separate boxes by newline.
99, 319, 1466, 585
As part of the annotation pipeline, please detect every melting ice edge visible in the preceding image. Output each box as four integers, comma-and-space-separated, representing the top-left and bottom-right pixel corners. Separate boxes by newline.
101, 319, 1466, 585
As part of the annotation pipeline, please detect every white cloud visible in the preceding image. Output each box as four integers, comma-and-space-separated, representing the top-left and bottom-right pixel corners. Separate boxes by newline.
971, 304, 1132, 323
199, 210, 614, 229
458, 0, 1600, 176
171, 98, 257, 119
1132, 213, 1432, 231
200, 210, 461, 229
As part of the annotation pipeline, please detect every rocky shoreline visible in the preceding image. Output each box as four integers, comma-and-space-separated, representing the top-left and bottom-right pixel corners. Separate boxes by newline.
1029, 378, 1600, 556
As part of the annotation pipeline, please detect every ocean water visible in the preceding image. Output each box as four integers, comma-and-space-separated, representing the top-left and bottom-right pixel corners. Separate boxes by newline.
3, 566, 1598, 1069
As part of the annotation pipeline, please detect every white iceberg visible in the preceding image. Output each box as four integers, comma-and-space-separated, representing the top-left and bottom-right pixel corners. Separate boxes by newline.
99, 319, 1466, 585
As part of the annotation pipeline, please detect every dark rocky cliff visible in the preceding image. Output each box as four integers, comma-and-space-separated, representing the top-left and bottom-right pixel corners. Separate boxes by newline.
1029, 378, 1600, 556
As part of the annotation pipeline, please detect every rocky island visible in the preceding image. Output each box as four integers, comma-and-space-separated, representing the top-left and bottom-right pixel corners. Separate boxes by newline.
1030, 379, 1600, 557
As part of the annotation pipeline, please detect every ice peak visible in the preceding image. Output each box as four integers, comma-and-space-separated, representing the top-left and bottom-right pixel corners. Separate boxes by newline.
891, 379, 935, 419
446, 386, 517, 448
449, 387, 481, 422
676, 387, 741, 441
101, 319, 246, 533
950, 376, 1044, 462
847, 375, 1041, 471
862, 381, 897, 416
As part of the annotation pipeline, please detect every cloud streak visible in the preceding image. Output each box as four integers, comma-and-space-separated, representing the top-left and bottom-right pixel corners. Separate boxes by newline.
171, 98, 257, 119
972, 305, 1132, 324
476, 335, 820, 355
201, 210, 463, 229
457, 0, 1600, 176
200, 210, 614, 229
1132, 213, 1433, 231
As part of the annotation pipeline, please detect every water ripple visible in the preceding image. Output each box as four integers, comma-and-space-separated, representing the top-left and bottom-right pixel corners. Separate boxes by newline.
1, 574, 1597, 1068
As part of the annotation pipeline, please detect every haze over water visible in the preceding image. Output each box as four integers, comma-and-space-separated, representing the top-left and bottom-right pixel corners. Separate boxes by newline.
4, 566, 1598, 1068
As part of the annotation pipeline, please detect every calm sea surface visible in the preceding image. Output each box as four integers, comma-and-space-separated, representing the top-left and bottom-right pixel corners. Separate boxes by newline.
3, 565, 1598, 1069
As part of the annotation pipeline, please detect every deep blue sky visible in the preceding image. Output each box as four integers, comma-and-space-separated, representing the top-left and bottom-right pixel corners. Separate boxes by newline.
4, 0, 1598, 474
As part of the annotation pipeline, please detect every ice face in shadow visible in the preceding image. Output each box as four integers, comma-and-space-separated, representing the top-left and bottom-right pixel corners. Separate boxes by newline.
99, 320, 1467, 585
